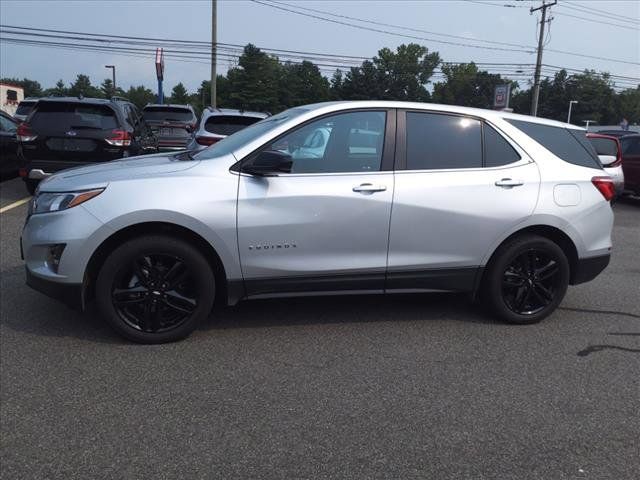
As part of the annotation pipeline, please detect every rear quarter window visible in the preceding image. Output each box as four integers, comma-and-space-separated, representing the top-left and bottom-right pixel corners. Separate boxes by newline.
506, 119, 601, 169
588, 137, 618, 156
204, 115, 263, 136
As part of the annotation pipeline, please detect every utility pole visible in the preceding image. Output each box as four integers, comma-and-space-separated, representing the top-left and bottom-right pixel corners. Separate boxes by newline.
530, 0, 556, 117
567, 100, 578, 124
105, 65, 116, 97
210, 0, 217, 108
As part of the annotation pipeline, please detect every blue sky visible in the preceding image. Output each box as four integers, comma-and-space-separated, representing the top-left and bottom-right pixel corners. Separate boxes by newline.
1, 0, 638, 93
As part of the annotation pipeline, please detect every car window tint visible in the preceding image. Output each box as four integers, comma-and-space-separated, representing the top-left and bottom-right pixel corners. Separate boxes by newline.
142, 107, 193, 123
30, 102, 119, 131
406, 112, 482, 170
15, 102, 36, 116
0, 115, 17, 132
621, 137, 640, 155
263, 110, 386, 174
588, 137, 618, 156
506, 119, 601, 169
484, 124, 521, 167
204, 115, 262, 136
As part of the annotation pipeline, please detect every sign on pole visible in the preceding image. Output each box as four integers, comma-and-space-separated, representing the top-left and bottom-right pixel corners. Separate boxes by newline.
493, 84, 511, 110
155, 48, 164, 104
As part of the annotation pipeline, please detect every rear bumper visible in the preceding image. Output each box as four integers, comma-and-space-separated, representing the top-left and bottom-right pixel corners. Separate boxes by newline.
26, 267, 83, 310
570, 254, 610, 285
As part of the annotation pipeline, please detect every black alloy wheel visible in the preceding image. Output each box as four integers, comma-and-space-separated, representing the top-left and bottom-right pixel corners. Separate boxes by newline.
482, 234, 570, 325
501, 249, 560, 315
96, 235, 216, 343
112, 253, 197, 333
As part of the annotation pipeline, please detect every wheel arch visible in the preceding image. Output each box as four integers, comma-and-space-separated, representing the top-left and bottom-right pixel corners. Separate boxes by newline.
478, 224, 580, 292
84, 221, 242, 307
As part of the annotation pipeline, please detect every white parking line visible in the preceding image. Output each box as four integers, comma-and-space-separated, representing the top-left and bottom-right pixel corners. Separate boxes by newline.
0, 197, 31, 214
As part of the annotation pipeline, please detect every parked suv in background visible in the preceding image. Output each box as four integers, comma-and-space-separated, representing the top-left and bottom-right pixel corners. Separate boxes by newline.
18, 96, 157, 194
0, 110, 20, 177
13, 97, 39, 122
187, 107, 268, 151
21, 101, 614, 343
619, 134, 640, 195
141, 104, 197, 151
587, 133, 624, 195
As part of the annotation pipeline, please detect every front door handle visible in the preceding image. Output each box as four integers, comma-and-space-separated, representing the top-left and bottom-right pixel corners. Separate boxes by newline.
353, 183, 387, 193
495, 178, 524, 188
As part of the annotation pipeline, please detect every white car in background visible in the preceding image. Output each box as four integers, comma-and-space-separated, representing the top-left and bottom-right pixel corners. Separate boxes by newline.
187, 107, 268, 151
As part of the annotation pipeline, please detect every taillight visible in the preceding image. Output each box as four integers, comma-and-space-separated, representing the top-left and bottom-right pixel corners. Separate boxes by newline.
17, 123, 37, 142
196, 135, 220, 146
105, 129, 132, 147
18, 168, 28, 178
592, 176, 616, 201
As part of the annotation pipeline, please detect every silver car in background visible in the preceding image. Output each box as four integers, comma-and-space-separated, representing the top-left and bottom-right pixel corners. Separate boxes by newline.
22, 101, 614, 343
186, 107, 268, 152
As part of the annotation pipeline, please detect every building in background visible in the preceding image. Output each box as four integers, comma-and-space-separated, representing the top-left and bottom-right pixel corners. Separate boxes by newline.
0, 83, 24, 117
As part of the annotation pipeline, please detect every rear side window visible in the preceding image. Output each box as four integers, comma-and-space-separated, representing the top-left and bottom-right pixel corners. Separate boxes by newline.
588, 137, 618, 156
142, 107, 193, 123
484, 124, 521, 167
30, 102, 118, 131
406, 112, 482, 169
16, 101, 36, 116
506, 119, 600, 169
204, 115, 263, 136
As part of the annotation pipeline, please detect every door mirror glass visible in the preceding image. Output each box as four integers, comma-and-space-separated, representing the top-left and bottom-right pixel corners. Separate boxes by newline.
243, 150, 293, 176
598, 154, 617, 166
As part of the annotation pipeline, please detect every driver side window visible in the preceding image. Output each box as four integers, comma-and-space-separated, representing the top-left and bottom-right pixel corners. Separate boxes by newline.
267, 110, 386, 174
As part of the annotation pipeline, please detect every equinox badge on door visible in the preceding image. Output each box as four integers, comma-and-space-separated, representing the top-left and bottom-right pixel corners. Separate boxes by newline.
248, 242, 297, 251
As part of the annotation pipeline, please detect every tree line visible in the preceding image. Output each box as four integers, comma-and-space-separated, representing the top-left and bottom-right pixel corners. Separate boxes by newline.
3, 43, 639, 125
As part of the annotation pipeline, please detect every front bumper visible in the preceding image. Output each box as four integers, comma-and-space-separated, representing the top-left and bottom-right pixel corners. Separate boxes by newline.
570, 254, 610, 285
26, 267, 83, 310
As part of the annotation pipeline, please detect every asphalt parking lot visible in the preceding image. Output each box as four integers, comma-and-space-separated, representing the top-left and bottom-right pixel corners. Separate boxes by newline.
1, 176, 638, 479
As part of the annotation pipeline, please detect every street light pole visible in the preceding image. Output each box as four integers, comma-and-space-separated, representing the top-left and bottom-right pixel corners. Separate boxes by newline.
210, 0, 217, 108
105, 65, 116, 97
567, 100, 578, 124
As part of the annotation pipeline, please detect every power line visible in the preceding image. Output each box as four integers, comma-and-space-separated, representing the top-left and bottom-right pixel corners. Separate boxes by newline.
554, 11, 639, 31
562, 1, 640, 25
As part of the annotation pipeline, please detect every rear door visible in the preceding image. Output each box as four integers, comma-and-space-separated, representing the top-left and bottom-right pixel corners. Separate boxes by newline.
387, 110, 540, 291
236, 109, 396, 296
621, 136, 640, 192
0, 114, 20, 174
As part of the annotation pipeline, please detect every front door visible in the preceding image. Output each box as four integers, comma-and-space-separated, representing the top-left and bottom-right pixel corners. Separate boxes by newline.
237, 109, 395, 297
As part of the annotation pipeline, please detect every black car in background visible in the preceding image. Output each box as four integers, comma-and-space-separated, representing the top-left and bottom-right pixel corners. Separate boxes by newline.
141, 104, 197, 151
18, 97, 158, 194
0, 110, 20, 177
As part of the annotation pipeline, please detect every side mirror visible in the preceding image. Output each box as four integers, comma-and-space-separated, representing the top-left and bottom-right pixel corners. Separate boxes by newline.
598, 154, 617, 167
242, 150, 292, 176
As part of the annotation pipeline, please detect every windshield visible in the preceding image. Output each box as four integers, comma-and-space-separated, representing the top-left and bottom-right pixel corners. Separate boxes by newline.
194, 107, 309, 160
142, 107, 193, 123
204, 115, 263, 136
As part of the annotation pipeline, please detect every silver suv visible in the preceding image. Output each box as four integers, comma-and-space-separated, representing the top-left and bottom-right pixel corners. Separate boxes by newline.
22, 101, 614, 343
186, 107, 268, 152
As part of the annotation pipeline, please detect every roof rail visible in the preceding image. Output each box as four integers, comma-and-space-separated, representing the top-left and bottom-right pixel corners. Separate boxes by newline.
206, 105, 221, 112
110, 96, 129, 102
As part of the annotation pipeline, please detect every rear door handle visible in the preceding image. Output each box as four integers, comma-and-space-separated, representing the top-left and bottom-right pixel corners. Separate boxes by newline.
353, 183, 387, 193
495, 178, 524, 188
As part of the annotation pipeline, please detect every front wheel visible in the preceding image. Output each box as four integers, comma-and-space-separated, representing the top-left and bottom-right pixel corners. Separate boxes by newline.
481, 235, 570, 325
96, 235, 216, 343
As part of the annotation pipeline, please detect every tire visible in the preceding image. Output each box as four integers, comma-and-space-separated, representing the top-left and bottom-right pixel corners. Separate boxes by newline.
25, 179, 38, 196
481, 234, 569, 325
96, 235, 216, 343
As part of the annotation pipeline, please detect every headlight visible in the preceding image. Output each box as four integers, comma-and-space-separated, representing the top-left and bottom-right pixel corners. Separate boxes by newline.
32, 189, 104, 214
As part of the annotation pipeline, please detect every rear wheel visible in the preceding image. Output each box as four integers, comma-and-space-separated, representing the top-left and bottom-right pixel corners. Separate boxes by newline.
96, 235, 215, 343
481, 235, 569, 324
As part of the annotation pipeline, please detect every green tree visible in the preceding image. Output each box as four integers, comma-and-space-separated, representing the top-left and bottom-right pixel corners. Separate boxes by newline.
68, 74, 102, 98
42, 79, 68, 97
227, 44, 284, 112
126, 85, 156, 109
617, 87, 640, 124
0, 77, 43, 97
279, 61, 330, 107
168, 82, 190, 104
339, 44, 440, 102
432, 62, 512, 109
99, 78, 124, 99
